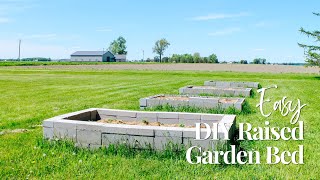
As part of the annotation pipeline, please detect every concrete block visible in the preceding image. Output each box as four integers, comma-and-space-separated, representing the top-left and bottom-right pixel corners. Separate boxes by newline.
102, 134, 129, 147
128, 135, 154, 149
43, 119, 54, 128
154, 128, 183, 137
147, 99, 160, 107
179, 87, 185, 94
43, 127, 54, 139
154, 136, 182, 150
157, 112, 179, 119
139, 98, 148, 107
136, 112, 157, 123
53, 121, 77, 140
116, 116, 137, 122
125, 125, 154, 136
183, 138, 215, 150
76, 129, 101, 145
99, 115, 117, 120
158, 118, 179, 125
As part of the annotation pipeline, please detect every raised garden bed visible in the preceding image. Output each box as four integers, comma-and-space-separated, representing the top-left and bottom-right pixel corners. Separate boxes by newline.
139, 95, 245, 111
204, 80, 260, 88
43, 108, 236, 150
179, 86, 252, 97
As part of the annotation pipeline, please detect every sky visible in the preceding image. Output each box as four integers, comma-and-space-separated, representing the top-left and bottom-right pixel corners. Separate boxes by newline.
0, 0, 319, 63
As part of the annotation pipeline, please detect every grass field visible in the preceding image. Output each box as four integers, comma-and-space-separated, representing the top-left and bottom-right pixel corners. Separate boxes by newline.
0, 67, 319, 179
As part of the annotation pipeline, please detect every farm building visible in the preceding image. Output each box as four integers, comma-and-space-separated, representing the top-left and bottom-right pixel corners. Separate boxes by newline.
70, 51, 126, 62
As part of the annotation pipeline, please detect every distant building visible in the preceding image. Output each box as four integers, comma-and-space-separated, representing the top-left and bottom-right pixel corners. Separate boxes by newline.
71, 51, 119, 62
114, 54, 127, 62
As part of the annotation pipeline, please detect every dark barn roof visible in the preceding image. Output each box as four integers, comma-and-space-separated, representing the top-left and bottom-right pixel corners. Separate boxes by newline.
71, 51, 110, 56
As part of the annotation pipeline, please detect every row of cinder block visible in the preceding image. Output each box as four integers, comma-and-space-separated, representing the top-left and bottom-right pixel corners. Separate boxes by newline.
204, 80, 260, 88
43, 108, 236, 150
139, 95, 245, 111
179, 86, 252, 97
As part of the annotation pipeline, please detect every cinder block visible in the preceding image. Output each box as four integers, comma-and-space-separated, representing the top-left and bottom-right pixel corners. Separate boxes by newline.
157, 112, 179, 119
125, 125, 154, 136
179, 112, 201, 126
116, 116, 137, 122
154, 136, 182, 150
43, 120, 54, 128
128, 135, 154, 149
158, 118, 179, 125
76, 121, 104, 131
53, 121, 77, 140
139, 98, 148, 107
136, 112, 157, 122
99, 114, 117, 120
102, 134, 129, 147
147, 99, 160, 107
76, 129, 101, 145
183, 128, 211, 139
189, 98, 204, 107
43, 127, 54, 139
179, 87, 185, 94
179, 113, 201, 121
154, 128, 183, 137
183, 138, 215, 150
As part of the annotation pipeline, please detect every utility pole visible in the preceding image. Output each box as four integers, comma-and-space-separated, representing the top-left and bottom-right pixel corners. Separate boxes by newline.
18, 39, 21, 61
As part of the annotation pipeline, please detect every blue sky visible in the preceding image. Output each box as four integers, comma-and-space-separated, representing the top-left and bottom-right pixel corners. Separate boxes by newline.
0, 0, 319, 63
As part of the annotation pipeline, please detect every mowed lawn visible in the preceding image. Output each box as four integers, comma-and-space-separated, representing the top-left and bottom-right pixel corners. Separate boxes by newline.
0, 68, 319, 179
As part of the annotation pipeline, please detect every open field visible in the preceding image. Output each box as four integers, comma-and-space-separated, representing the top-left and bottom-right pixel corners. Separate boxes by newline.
0, 67, 319, 179
0, 62, 319, 73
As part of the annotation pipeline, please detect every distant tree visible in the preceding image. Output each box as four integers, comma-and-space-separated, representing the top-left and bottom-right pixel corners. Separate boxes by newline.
193, 52, 201, 63
154, 56, 160, 62
162, 57, 169, 63
109, 36, 127, 55
208, 53, 219, 63
203, 57, 208, 63
240, 60, 248, 64
153, 38, 170, 63
298, 12, 320, 67
253, 58, 266, 64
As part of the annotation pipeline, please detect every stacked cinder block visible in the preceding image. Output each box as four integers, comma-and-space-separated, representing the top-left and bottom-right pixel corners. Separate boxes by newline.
43, 108, 236, 150
204, 80, 260, 88
139, 95, 245, 111
179, 86, 252, 97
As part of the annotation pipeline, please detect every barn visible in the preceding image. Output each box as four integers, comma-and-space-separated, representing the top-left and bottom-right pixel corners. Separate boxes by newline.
70, 51, 126, 62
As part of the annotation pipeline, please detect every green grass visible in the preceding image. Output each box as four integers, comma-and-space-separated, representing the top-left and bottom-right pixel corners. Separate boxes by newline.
0, 61, 157, 66
146, 100, 253, 115
0, 68, 319, 179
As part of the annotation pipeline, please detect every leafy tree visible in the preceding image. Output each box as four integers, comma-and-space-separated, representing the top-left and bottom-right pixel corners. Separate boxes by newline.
298, 12, 320, 67
208, 53, 219, 63
153, 38, 170, 63
109, 36, 127, 55
240, 60, 248, 64
162, 57, 169, 63
193, 52, 201, 63
253, 58, 266, 64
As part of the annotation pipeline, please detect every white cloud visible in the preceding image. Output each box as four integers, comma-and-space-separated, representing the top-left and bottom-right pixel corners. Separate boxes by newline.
191, 12, 249, 21
0, 17, 10, 23
252, 48, 265, 51
208, 28, 241, 36
96, 28, 112, 32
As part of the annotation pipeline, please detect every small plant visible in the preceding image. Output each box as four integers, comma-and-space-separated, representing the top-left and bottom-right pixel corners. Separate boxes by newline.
179, 124, 185, 128
142, 119, 149, 125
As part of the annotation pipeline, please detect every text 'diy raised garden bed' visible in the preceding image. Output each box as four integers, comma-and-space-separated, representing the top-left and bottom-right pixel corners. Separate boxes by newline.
139, 95, 245, 111
43, 108, 236, 151
179, 86, 252, 97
